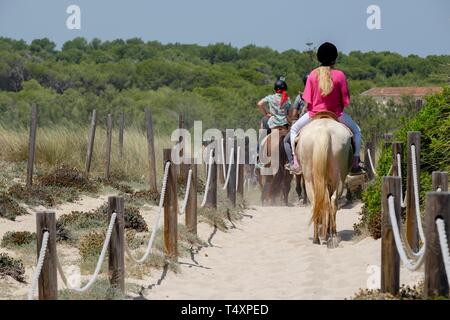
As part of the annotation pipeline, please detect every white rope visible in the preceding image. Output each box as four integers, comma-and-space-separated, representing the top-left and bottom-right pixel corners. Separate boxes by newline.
366, 148, 378, 177
179, 169, 192, 215
235, 146, 240, 191
396, 153, 407, 208
200, 149, 214, 207
436, 218, 450, 287
222, 147, 234, 190
124, 162, 171, 264
28, 231, 49, 300
221, 138, 226, 178
57, 212, 117, 292
388, 196, 425, 271
410, 144, 426, 245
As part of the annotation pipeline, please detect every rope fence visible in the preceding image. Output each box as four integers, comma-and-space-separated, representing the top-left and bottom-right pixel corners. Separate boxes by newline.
22, 107, 252, 299
381, 131, 450, 298
57, 212, 117, 292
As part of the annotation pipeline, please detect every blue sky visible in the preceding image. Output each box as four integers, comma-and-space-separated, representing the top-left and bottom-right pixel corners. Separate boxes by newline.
0, 0, 449, 56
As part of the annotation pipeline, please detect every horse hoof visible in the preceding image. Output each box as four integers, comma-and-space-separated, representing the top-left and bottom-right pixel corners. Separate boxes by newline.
327, 236, 340, 249
312, 239, 320, 245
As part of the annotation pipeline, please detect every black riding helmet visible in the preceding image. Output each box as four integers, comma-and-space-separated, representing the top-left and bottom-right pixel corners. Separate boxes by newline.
274, 76, 288, 91
317, 42, 338, 66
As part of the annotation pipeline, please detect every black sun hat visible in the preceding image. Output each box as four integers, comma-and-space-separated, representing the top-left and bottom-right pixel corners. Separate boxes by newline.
317, 42, 338, 66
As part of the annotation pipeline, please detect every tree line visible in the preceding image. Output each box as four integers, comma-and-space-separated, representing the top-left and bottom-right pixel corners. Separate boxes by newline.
0, 37, 448, 135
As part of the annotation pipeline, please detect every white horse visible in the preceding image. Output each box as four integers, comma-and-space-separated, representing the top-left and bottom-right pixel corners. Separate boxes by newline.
295, 112, 353, 246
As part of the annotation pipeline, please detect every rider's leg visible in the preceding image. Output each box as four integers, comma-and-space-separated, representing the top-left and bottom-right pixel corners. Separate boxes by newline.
337, 112, 364, 172
287, 113, 313, 173
284, 134, 293, 165
290, 113, 313, 161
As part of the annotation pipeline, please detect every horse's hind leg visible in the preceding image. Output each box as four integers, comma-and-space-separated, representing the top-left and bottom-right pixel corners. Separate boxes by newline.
301, 175, 309, 205
261, 175, 273, 206
313, 222, 320, 244
283, 173, 292, 206
295, 175, 302, 202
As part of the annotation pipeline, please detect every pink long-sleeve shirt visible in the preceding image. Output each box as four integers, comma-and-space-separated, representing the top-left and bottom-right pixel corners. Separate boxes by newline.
302, 68, 350, 117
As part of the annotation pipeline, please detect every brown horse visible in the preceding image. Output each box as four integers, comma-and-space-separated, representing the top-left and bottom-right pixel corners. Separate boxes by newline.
256, 127, 290, 205
295, 113, 353, 246
286, 100, 308, 205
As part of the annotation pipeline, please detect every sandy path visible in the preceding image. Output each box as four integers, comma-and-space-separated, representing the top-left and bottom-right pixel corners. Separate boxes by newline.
138, 203, 423, 300
0, 197, 423, 300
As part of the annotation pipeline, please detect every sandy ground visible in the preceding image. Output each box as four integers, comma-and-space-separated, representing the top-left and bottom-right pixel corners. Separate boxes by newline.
0, 195, 423, 300
135, 202, 423, 300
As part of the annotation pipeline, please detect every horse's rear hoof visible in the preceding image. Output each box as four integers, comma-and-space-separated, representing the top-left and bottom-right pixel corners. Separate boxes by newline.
312, 238, 320, 245
327, 235, 340, 249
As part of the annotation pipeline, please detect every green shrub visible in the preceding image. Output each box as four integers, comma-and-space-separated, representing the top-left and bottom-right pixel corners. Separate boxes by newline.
57, 210, 105, 231
124, 206, 148, 232
1, 231, 35, 249
38, 165, 99, 193
357, 87, 450, 238
79, 231, 105, 261
0, 253, 25, 282
7, 183, 79, 207
56, 221, 73, 243
0, 192, 28, 220
352, 283, 426, 300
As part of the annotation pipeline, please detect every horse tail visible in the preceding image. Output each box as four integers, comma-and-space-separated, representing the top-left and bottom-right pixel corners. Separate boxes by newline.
311, 130, 331, 234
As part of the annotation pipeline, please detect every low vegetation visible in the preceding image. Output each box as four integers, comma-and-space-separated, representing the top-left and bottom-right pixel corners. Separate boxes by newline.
1, 231, 35, 249
0, 253, 25, 283
0, 192, 28, 220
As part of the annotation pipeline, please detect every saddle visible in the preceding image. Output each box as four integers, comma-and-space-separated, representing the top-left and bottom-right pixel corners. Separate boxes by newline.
294, 112, 355, 151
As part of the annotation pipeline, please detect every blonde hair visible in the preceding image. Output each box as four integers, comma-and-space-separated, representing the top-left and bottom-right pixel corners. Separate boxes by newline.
316, 66, 333, 97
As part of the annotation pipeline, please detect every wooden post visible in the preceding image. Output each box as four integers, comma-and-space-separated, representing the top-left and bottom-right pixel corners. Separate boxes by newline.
432, 171, 448, 192
36, 211, 57, 300
104, 114, 113, 180
107, 196, 125, 292
163, 149, 178, 258
365, 141, 375, 181
145, 109, 158, 193
26, 104, 38, 188
424, 192, 450, 298
84, 109, 97, 177
185, 159, 198, 235
237, 138, 244, 199
406, 132, 420, 251
118, 112, 125, 159
227, 138, 237, 207
205, 144, 217, 209
392, 142, 403, 177
381, 176, 401, 295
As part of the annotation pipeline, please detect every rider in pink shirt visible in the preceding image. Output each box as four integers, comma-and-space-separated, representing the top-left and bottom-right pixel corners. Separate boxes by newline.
287, 42, 364, 174
302, 68, 350, 118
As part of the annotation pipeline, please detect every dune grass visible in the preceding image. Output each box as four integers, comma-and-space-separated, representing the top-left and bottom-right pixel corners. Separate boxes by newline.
0, 125, 173, 184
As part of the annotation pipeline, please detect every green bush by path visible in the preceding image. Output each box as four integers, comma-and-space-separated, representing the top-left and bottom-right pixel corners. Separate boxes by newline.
357, 87, 450, 238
